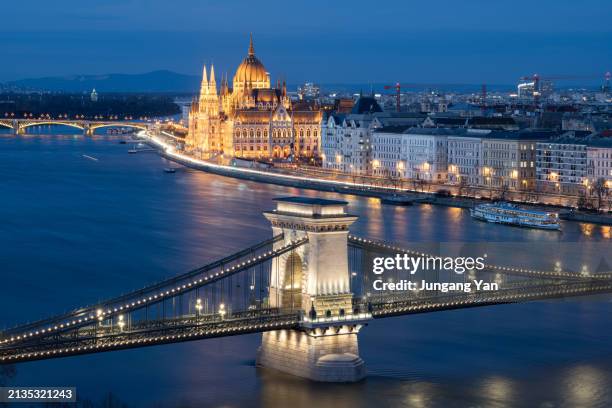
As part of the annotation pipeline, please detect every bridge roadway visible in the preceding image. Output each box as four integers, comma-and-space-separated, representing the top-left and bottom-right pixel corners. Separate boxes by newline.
348, 236, 612, 281
0, 234, 295, 344
1, 235, 611, 364
0, 119, 149, 134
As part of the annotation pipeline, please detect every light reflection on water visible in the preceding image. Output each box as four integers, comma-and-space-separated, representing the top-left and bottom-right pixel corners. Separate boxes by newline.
0, 134, 611, 407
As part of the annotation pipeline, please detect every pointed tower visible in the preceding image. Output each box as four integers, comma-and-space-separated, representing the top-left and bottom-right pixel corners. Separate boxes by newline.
199, 64, 209, 107
220, 73, 227, 96
209, 64, 218, 95
249, 33, 255, 56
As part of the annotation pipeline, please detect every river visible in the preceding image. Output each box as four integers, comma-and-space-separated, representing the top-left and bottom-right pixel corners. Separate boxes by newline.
1, 130, 611, 407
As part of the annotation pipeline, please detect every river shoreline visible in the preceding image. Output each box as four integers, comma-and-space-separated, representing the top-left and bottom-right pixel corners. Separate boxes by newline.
144, 134, 612, 226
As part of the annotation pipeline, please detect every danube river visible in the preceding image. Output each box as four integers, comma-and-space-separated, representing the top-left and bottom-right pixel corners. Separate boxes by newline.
1, 131, 612, 407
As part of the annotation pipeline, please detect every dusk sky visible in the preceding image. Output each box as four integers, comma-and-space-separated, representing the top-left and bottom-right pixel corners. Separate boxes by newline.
2, 0, 611, 85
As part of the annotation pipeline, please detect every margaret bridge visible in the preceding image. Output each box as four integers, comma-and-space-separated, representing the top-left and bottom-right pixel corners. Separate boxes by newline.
0, 119, 149, 135
1, 197, 611, 382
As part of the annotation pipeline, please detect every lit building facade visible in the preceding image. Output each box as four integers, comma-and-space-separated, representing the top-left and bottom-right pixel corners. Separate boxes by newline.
322, 99, 425, 176
401, 129, 448, 182
588, 142, 612, 186
447, 130, 483, 186
536, 138, 588, 195
186, 35, 323, 161
371, 127, 406, 178
537, 136, 612, 194
480, 132, 547, 191
321, 96, 382, 175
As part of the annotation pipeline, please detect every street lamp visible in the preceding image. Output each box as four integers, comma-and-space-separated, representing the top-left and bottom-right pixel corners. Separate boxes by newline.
118, 315, 125, 331
195, 298, 203, 321
219, 303, 226, 319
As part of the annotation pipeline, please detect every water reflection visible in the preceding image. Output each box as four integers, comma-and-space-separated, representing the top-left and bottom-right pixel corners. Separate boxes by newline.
1, 135, 611, 407
480, 376, 516, 408
563, 365, 605, 407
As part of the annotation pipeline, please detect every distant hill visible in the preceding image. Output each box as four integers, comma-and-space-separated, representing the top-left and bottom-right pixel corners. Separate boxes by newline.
4, 70, 201, 93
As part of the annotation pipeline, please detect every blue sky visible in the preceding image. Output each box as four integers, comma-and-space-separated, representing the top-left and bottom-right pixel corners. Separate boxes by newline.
1, 0, 611, 85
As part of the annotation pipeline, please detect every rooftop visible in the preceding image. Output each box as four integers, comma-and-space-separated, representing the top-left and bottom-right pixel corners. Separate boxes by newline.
273, 197, 348, 206
404, 127, 560, 140
351, 96, 383, 114
540, 135, 612, 148
373, 125, 413, 134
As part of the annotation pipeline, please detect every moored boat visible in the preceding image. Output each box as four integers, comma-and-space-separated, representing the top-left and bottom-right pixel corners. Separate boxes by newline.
380, 195, 413, 206
470, 202, 560, 230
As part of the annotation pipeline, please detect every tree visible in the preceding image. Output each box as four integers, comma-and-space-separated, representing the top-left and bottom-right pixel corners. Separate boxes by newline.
577, 190, 590, 210
499, 183, 510, 201
593, 177, 609, 211
456, 177, 468, 196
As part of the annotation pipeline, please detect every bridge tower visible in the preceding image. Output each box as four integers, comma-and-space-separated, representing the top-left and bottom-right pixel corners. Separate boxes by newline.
257, 197, 368, 382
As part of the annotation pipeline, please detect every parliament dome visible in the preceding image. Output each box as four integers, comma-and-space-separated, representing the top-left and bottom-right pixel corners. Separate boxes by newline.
233, 35, 270, 91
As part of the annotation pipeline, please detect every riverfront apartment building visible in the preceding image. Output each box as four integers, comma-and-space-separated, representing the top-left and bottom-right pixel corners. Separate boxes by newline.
536, 137, 588, 195
479, 131, 550, 190
369, 127, 555, 190
447, 130, 483, 186
537, 135, 612, 194
589, 142, 612, 183
320, 96, 382, 175
371, 126, 405, 178
401, 128, 448, 182
322, 96, 424, 175
446, 128, 547, 190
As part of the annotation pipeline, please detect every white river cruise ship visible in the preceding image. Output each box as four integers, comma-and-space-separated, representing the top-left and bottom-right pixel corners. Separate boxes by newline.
470, 202, 561, 230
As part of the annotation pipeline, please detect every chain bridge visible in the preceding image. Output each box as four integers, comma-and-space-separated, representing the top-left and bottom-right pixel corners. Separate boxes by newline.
1, 197, 611, 382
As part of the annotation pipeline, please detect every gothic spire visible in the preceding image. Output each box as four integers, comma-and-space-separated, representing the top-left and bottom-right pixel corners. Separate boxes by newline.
200, 64, 209, 96
201, 64, 208, 85
248, 33, 255, 56
209, 64, 217, 94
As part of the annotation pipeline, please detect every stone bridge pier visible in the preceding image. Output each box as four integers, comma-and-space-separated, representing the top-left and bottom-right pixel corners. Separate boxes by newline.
256, 197, 369, 382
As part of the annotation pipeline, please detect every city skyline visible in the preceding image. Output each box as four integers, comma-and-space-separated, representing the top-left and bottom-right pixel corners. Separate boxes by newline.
1, 0, 611, 85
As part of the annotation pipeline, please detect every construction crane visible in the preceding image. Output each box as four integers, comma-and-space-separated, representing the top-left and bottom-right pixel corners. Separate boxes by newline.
383, 83, 403, 113
481, 84, 487, 114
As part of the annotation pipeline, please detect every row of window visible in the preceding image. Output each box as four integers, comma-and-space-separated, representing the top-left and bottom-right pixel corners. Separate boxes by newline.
234, 129, 319, 138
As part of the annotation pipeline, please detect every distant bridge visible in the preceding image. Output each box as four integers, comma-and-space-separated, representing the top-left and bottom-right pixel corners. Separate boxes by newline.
0, 119, 149, 135
1, 197, 610, 382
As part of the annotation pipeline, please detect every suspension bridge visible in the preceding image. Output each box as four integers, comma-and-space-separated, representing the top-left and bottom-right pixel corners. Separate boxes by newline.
1, 197, 611, 382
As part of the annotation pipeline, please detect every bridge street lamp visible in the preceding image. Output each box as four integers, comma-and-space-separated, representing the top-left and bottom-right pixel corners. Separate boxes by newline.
219, 303, 226, 320
195, 298, 203, 322
118, 315, 126, 331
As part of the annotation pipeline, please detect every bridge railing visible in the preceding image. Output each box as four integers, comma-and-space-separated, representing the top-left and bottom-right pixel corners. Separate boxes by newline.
0, 235, 309, 349
0, 309, 303, 364
348, 235, 612, 281
362, 279, 612, 318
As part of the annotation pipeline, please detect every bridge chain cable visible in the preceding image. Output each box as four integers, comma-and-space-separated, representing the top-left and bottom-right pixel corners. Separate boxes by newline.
0, 236, 308, 347
0, 234, 283, 338
0, 311, 302, 364
366, 280, 612, 318
347, 235, 612, 280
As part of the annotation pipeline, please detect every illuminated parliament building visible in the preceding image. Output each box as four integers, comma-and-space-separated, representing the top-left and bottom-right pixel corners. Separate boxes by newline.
186, 35, 323, 160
